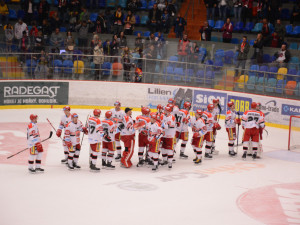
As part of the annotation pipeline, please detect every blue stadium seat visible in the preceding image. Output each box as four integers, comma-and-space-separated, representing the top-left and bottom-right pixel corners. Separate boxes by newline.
281, 8, 290, 20
205, 71, 214, 85
9, 9, 17, 20
275, 79, 286, 94
143, 31, 150, 37
231, 38, 239, 44
135, 15, 140, 24
99, 0, 106, 7
148, 0, 155, 9
195, 70, 204, 83
53, 59, 63, 73
287, 69, 297, 81
289, 42, 298, 50
63, 60, 73, 74
233, 22, 243, 32
214, 49, 225, 60
199, 48, 207, 62
252, 23, 263, 32
263, 54, 271, 63
249, 39, 255, 46
17, 10, 25, 19
140, 0, 147, 10
102, 62, 111, 76
26, 59, 37, 74
258, 65, 269, 78
289, 57, 299, 70
224, 50, 234, 64
133, 30, 142, 36
243, 22, 254, 32
211, 36, 220, 42
291, 26, 300, 36
214, 20, 224, 30
164, 66, 174, 80
286, 25, 293, 35
119, 0, 126, 8
246, 76, 256, 90
140, 15, 148, 25
173, 67, 184, 81
256, 77, 265, 92
208, 20, 214, 27
90, 13, 98, 22
295, 83, 300, 96
60, 27, 67, 32
249, 64, 259, 77
265, 78, 277, 93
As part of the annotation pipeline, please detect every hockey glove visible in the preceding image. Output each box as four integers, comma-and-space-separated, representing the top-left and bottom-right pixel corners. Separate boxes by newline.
118, 123, 125, 130
82, 127, 88, 135
104, 134, 112, 142
214, 123, 221, 130
56, 129, 62, 137
35, 142, 43, 152
182, 117, 189, 124
235, 118, 241, 125
65, 141, 72, 148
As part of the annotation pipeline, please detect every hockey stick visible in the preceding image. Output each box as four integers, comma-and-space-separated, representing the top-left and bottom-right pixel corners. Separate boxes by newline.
81, 113, 90, 146
47, 118, 63, 140
7, 131, 53, 159
217, 103, 222, 123
236, 112, 240, 155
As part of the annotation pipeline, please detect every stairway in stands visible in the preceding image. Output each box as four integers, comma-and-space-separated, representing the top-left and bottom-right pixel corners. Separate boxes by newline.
168, 0, 206, 40
0, 56, 25, 79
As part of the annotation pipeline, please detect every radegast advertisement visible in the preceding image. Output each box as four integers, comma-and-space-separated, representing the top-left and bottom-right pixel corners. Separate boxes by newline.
147, 86, 193, 109
0, 82, 69, 105
193, 90, 227, 114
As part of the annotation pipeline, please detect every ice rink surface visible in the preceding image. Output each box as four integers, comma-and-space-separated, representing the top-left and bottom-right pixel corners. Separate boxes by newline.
0, 108, 300, 225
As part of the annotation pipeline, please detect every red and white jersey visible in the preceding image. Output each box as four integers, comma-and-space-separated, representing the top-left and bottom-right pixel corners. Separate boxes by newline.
87, 116, 103, 144
172, 105, 180, 115
58, 114, 72, 130
121, 115, 135, 136
27, 122, 41, 148
64, 121, 84, 145
161, 114, 176, 138
201, 111, 214, 132
225, 109, 238, 128
175, 109, 190, 132
102, 119, 117, 141
242, 110, 265, 129
111, 108, 125, 122
212, 107, 221, 122
191, 117, 207, 137
136, 115, 151, 133
147, 121, 163, 140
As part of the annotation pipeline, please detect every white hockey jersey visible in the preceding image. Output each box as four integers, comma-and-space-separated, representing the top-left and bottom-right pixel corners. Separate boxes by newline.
212, 107, 221, 122
241, 110, 265, 129
58, 114, 72, 130
147, 121, 163, 141
111, 108, 125, 122
175, 109, 190, 132
64, 121, 84, 145
191, 117, 207, 137
201, 111, 214, 132
121, 115, 135, 136
87, 116, 103, 144
161, 114, 176, 138
27, 122, 41, 148
225, 110, 239, 128
102, 119, 117, 141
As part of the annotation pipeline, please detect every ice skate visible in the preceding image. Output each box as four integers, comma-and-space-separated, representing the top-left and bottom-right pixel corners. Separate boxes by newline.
36, 168, 44, 172
152, 165, 158, 172
136, 159, 145, 167
68, 164, 74, 170
193, 156, 198, 162
61, 158, 68, 164
102, 159, 107, 168
106, 161, 116, 170
180, 152, 188, 159
229, 151, 237, 157
252, 152, 257, 160
194, 158, 202, 164
73, 162, 81, 169
168, 162, 172, 169
204, 153, 213, 159
242, 152, 247, 160
115, 154, 121, 162
28, 168, 36, 173
90, 164, 100, 172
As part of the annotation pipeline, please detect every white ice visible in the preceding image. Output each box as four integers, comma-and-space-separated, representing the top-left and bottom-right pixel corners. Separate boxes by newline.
0, 108, 300, 225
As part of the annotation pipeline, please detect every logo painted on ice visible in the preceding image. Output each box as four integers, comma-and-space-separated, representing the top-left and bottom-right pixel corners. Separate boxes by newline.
281, 104, 300, 116
193, 90, 227, 113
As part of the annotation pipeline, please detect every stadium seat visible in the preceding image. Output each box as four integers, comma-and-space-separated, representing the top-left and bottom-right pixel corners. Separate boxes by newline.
89, 62, 95, 76
102, 62, 111, 76
256, 77, 265, 92
246, 76, 256, 90
119, 0, 126, 8
173, 67, 184, 81
249, 64, 259, 77
269, 23, 274, 33
195, 70, 204, 83
287, 69, 297, 81
133, 30, 143, 36
281, 8, 290, 20
213, 60, 223, 71
224, 50, 234, 64
53, 59, 63, 73
233, 22, 243, 32
90, 13, 98, 22
277, 67, 288, 80
258, 65, 269, 78
275, 79, 286, 94
214, 20, 224, 30
26, 59, 37, 74
211, 36, 220, 42
107, 0, 116, 7
285, 25, 293, 35
63, 60, 73, 74
164, 66, 174, 80
185, 69, 194, 82
289, 57, 299, 70
295, 83, 300, 96
243, 22, 254, 32
17, 10, 25, 19
140, 0, 147, 10
251, 23, 262, 32
60, 27, 67, 32
263, 54, 271, 63
265, 78, 277, 93
205, 71, 214, 85
249, 39, 255, 46
135, 15, 140, 25
99, 0, 106, 7
208, 20, 214, 27
215, 49, 225, 59
236, 75, 248, 89
74, 60, 84, 74
291, 26, 300, 36
9, 9, 17, 20
140, 16, 148, 25
148, 0, 155, 9
230, 38, 239, 44
268, 66, 278, 79
289, 42, 298, 50
199, 48, 207, 63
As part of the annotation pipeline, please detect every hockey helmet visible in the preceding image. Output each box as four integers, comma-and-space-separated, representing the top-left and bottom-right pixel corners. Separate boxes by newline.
212, 99, 219, 104
71, 113, 78, 119
30, 114, 38, 121
207, 104, 214, 111
168, 98, 175, 104
105, 111, 113, 119
256, 102, 262, 110
93, 109, 101, 117
150, 112, 157, 119
196, 109, 203, 115
114, 101, 121, 106
63, 106, 71, 111
141, 106, 150, 115
227, 101, 234, 108
157, 104, 163, 111
251, 102, 257, 109
183, 101, 191, 110
164, 106, 172, 113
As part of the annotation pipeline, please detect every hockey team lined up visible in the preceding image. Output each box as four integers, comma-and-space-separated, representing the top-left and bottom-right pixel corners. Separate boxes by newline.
26, 98, 265, 173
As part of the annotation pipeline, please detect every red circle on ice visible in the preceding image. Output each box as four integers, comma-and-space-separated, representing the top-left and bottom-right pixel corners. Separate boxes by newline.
237, 182, 300, 225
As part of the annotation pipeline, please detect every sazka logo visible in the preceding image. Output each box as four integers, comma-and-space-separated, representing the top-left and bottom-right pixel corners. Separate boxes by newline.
4, 86, 60, 98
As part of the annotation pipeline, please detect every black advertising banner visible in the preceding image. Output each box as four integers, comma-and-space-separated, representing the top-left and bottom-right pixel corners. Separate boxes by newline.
0, 82, 69, 105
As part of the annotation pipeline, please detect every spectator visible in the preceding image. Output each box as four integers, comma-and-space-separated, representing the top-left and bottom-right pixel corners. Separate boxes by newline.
270, 32, 280, 48
157, 0, 166, 11
235, 36, 250, 78
261, 18, 271, 46
127, 0, 141, 14
148, 4, 161, 33
75, 20, 92, 50
93, 41, 104, 80
68, 10, 79, 32
290, 2, 300, 25
104, 9, 113, 34
14, 19, 28, 41
190, 44, 200, 68
145, 32, 156, 48
41, 19, 51, 44
57, 0, 68, 24
112, 57, 123, 78
121, 46, 131, 58
111, 34, 120, 57
65, 31, 75, 54
34, 31, 44, 53
161, 9, 170, 33
37, 0, 50, 26
165, 1, 176, 26
273, 43, 291, 68
241, 0, 253, 25
135, 32, 144, 51
218, 0, 227, 21
95, 12, 106, 34
0, 0, 9, 27
69, 0, 81, 12
123, 53, 133, 82
113, 6, 124, 35
29, 21, 38, 38
233, 0, 242, 22
79, 7, 89, 22
221, 18, 233, 43
103, 39, 111, 58
266, 0, 282, 24
19, 31, 30, 62
204, 0, 217, 20
199, 21, 212, 41
50, 12, 61, 32
4, 23, 13, 52
274, 19, 285, 46
256, 0, 265, 22
144, 44, 157, 80
124, 10, 136, 35
50, 27, 64, 52
90, 34, 101, 54
22, 0, 33, 25
252, 33, 264, 64
177, 33, 190, 62
174, 13, 186, 39
157, 32, 165, 57
34, 51, 49, 79
118, 31, 127, 49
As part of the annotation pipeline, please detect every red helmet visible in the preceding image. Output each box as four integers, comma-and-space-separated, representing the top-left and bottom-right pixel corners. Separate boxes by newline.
93, 109, 101, 117
227, 101, 234, 108
71, 113, 78, 119
157, 104, 163, 111
141, 106, 150, 115
196, 109, 203, 115
105, 111, 113, 119
167, 103, 174, 110
150, 112, 157, 119
168, 98, 175, 104
207, 104, 214, 111
183, 102, 191, 110
63, 106, 71, 111
251, 102, 257, 109
164, 106, 172, 113
114, 101, 121, 106
213, 99, 219, 104
30, 114, 38, 121
156, 114, 161, 121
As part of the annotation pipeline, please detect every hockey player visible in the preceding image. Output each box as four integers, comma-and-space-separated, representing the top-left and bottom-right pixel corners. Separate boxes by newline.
157, 104, 164, 116
191, 110, 207, 164
87, 109, 103, 171
111, 101, 125, 161
168, 98, 180, 115
136, 107, 151, 167
64, 113, 88, 170
27, 114, 44, 173
175, 101, 191, 159
147, 112, 163, 171
241, 102, 265, 160
120, 108, 136, 168
56, 106, 72, 163
211, 99, 221, 154
201, 104, 215, 159
225, 101, 241, 157
101, 111, 117, 169
161, 106, 176, 168
256, 102, 265, 159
